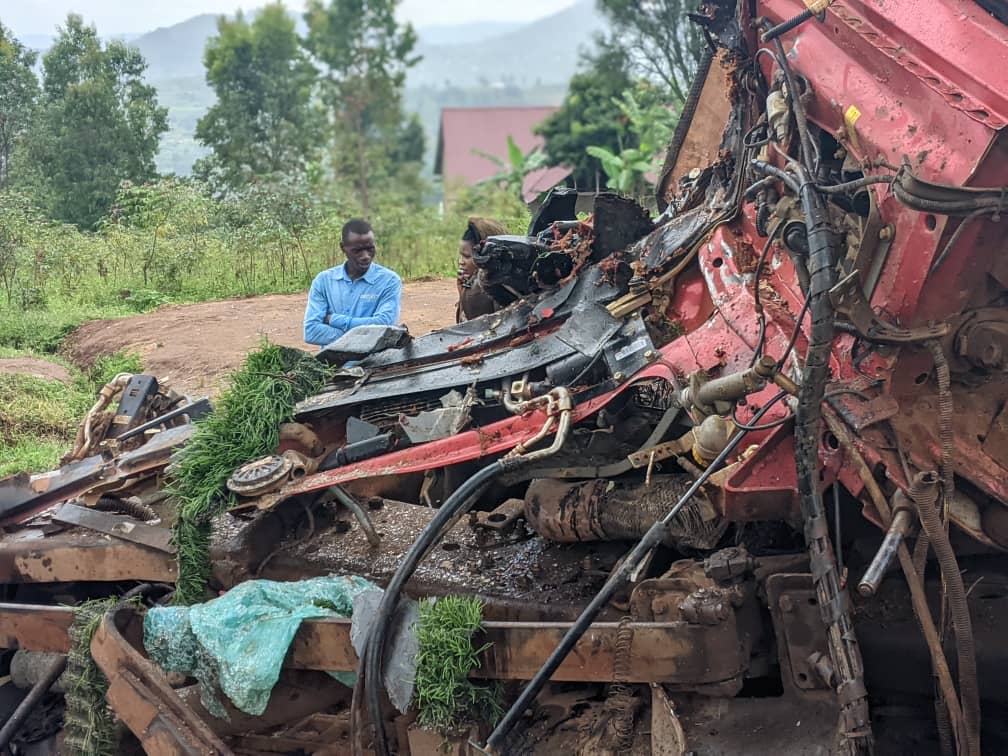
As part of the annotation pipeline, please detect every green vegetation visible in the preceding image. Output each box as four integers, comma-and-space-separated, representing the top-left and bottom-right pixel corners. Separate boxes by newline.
535, 44, 638, 189
64, 596, 135, 755
596, 0, 705, 103
0, 22, 39, 188
586, 88, 677, 199
476, 135, 548, 201
24, 15, 168, 229
413, 595, 502, 733
303, 0, 422, 213
0, 350, 143, 477
194, 4, 322, 194
167, 343, 330, 605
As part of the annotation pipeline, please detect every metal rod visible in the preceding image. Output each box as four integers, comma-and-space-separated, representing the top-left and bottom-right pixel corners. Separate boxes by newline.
0, 655, 67, 750
858, 508, 912, 597
833, 483, 844, 577
329, 486, 381, 547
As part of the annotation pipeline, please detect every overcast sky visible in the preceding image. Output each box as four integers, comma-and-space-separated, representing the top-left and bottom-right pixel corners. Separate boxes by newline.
4, 0, 579, 36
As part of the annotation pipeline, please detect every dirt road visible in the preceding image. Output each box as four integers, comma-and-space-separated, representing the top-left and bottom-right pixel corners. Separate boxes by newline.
62, 279, 458, 397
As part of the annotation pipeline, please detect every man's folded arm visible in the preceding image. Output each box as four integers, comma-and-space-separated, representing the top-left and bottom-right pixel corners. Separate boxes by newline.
303, 279, 346, 346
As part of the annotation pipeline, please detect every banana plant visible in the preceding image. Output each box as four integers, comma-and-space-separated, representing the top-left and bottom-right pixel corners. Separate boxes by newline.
586, 88, 677, 198
475, 135, 548, 201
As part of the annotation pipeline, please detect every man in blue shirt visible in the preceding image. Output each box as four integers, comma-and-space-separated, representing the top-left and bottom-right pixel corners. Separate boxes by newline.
303, 219, 403, 347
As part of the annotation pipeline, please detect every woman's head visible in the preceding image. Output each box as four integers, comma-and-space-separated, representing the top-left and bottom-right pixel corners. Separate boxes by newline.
459, 217, 507, 278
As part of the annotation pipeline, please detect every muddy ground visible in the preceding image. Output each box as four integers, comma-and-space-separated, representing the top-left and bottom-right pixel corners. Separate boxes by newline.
58, 279, 458, 396
0, 358, 73, 384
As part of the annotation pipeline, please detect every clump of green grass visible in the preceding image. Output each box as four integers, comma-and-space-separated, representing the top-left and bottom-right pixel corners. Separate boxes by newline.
167, 342, 330, 604
0, 438, 69, 478
413, 595, 503, 733
63, 597, 123, 756
0, 309, 84, 353
0, 373, 91, 446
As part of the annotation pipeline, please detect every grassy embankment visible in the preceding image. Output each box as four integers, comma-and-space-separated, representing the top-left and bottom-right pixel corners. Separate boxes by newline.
0, 192, 530, 475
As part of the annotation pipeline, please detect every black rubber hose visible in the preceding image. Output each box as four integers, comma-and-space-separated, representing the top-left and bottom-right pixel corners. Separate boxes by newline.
752, 159, 801, 194
762, 8, 815, 42
362, 458, 515, 756
893, 181, 1008, 215
816, 175, 894, 194
483, 393, 787, 754
908, 472, 981, 756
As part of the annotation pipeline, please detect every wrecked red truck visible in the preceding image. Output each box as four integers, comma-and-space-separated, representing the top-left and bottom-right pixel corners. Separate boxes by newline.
2, 0, 1008, 754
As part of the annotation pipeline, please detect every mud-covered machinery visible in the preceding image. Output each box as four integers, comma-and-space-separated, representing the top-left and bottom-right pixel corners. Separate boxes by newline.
3, 0, 1008, 754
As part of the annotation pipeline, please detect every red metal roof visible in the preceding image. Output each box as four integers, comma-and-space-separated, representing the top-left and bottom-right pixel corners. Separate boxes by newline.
434, 106, 571, 201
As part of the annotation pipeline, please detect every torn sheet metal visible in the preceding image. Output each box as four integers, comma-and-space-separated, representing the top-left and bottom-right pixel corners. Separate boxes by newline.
398, 388, 475, 443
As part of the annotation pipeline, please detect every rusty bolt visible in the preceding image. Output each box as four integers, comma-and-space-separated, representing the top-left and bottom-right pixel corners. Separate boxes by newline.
645, 350, 655, 361
779, 595, 794, 613
613, 372, 625, 382
651, 597, 673, 617
878, 225, 894, 241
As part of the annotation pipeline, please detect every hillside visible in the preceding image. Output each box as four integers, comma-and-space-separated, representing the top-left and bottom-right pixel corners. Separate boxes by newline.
125, 1, 601, 175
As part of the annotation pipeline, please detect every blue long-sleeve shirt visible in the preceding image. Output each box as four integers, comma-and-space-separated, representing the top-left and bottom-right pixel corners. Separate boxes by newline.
303, 262, 403, 347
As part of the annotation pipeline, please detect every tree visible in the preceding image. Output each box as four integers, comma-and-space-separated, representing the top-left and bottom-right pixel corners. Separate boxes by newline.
476, 135, 547, 201
0, 23, 40, 188
302, 0, 421, 213
535, 43, 636, 189
597, 0, 705, 103
28, 15, 168, 228
586, 87, 676, 199
194, 4, 321, 194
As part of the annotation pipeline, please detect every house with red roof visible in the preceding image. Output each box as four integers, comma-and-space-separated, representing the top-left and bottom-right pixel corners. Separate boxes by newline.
434, 106, 571, 204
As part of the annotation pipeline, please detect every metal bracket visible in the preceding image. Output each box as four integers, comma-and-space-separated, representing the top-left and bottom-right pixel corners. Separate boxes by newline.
830, 271, 949, 343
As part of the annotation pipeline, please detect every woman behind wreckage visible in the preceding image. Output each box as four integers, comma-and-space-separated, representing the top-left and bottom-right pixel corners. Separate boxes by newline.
456, 217, 507, 322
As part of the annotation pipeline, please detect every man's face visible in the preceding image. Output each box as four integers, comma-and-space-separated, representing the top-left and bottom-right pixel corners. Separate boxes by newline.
342, 231, 377, 278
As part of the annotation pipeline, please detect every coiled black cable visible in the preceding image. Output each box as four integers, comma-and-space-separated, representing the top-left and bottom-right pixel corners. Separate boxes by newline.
361, 459, 514, 755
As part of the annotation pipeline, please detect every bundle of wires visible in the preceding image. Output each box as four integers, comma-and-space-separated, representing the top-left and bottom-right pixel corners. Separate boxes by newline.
167, 343, 330, 605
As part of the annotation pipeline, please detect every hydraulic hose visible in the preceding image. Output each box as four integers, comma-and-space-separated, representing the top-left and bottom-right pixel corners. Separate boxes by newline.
0, 654, 67, 750
483, 392, 788, 754
907, 471, 981, 756
816, 175, 894, 194
362, 390, 573, 756
362, 460, 507, 755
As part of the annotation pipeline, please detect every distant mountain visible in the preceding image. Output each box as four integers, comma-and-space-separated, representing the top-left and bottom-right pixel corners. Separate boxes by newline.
410, 1, 603, 88
114, 1, 603, 174
416, 21, 524, 47
131, 3, 600, 87
133, 14, 222, 79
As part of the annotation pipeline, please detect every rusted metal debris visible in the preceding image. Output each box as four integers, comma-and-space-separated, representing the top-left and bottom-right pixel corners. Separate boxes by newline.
4, 0, 1008, 753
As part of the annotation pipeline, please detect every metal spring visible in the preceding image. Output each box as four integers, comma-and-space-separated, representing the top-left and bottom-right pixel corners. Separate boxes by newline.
606, 617, 637, 751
